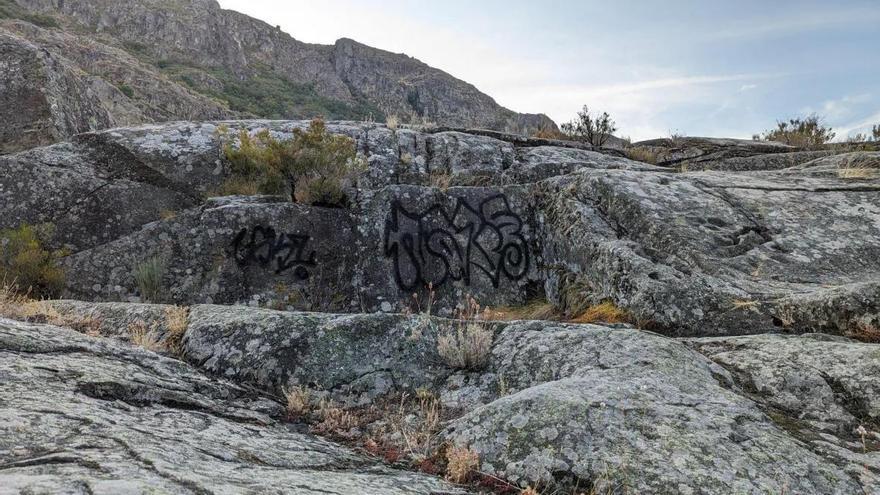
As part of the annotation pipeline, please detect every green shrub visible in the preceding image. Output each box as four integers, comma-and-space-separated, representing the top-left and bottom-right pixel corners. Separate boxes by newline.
0, 224, 65, 299
134, 257, 165, 303
117, 83, 135, 98
754, 114, 835, 148
0, 0, 59, 28
221, 118, 366, 207
151, 60, 384, 121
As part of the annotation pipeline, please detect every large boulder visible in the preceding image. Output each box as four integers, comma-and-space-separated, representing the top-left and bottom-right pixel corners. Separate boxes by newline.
690, 333, 880, 434
0, 316, 467, 494
538, 167, 880, 335
443, 322, 873, 494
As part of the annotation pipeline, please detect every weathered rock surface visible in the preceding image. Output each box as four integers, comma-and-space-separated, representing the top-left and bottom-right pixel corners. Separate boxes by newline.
682, 150, 838, 171
0, 21, 234, 154
0, 316, 468, 494
4, 120, 880, 337
31, 302, 880, 494
539, 166, 880, 335
690, 333, 880, 434
631, 136, 796, 168
0, 28, 115, 154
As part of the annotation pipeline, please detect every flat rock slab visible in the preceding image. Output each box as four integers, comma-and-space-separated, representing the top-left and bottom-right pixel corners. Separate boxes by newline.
0, 317, 466, 495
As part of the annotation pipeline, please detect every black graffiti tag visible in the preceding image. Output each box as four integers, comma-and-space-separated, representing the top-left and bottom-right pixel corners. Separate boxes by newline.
231, 226, 317, 280
383, 194, 530, 291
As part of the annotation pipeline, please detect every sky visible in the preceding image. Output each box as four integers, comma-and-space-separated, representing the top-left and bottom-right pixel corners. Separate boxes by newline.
216, 0, 880, 141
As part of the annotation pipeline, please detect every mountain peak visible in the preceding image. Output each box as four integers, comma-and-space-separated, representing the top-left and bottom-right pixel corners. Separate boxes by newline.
0, 0, 555, 151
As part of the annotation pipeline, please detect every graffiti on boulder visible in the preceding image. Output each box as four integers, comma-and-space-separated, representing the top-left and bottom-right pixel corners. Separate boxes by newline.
231, 226, 317, 280
384, 194, 530, 291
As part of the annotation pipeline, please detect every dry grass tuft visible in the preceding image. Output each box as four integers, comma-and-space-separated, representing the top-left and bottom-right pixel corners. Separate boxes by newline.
395, 389, 442, 459
437, 295, 494, 370
437, 323, 493, 370
0, 284, 102, 335
163, 306, 189, 356
313, 399, 360, 437
386, 115, 400, 130
445, 445, 479, 484
520, 487, 540, 495
838, 167, 879, 179
482, 300, 561, 322
208, 176, 262, 197
846, 320, 880, 343
532, 126, 567, 140
429, 171, 452, 191
624, 147, 659, 164
0, 282, 32, 319
732, 299, 760, 310
570, 301, 630, 324
775, 305, 796, 329
284, 386, 312, 419
128, 320, 164, 352
158, 209, 177, 220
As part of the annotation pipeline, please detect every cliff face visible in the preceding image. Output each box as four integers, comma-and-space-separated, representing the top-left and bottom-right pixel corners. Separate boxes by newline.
0, 0, 555, 152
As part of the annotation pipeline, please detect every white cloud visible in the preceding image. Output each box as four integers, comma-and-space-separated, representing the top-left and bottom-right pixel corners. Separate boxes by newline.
708, 7, 880, 41
213, 1, 864, 142
835, 110, 880, 140
494, 73, 779, 140
818, 94, 872, 121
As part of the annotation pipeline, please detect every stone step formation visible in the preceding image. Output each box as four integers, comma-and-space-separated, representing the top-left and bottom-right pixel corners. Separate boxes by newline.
3, 121, 878, 336
2, 120, 880, 494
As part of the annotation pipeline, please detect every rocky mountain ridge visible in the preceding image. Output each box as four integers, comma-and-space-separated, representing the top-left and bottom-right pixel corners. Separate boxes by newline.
0, 0, 555, 153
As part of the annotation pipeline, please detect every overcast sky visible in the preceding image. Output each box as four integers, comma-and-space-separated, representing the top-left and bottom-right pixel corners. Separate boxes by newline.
216, 0, 879, 141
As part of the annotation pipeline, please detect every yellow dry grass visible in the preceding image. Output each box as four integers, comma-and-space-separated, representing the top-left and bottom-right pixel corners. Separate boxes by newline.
569, 301, 630, 324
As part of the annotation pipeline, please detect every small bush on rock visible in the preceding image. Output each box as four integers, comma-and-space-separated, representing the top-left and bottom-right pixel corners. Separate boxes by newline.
0, 224, 65, 299
221, 118, 366, 207
561, 105, 618, 147
755, 114, 835, 148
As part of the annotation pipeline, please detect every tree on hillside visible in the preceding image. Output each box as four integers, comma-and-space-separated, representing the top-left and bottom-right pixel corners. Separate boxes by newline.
561, 106, 618, 147
873, 124, 880, 141
754, 114, 835, 147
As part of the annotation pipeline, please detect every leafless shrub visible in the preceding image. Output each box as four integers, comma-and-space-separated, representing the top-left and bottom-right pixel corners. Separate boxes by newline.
561, 106, 618, 147
755, 114, 835, 148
